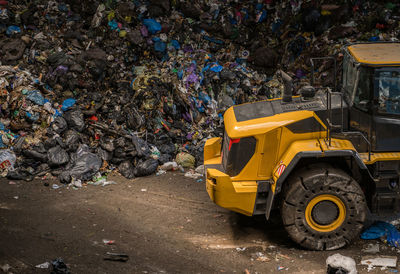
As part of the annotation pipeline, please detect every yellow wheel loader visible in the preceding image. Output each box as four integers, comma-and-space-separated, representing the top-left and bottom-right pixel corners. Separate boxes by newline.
204, 42, 400, 250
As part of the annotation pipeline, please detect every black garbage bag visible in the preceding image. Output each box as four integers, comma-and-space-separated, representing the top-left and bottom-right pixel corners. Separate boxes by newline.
51, 258, 70, 274
134, 158, 158, 177
64, 109, 85, 132
52, 116, 68, 134
96, 147, 113, 161
23, 150, 48, 162
132, 136, 150, 158
158, 154, 172, 164
63, 130, 80, 152
59, 145, 102, 184
159, 143, 175, 155
118, 160, 135, 179
100, 137, 115, 152
47, 146, 69, 166
7, 168, 34, 181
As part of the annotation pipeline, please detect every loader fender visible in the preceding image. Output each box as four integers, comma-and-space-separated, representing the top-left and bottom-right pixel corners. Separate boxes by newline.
264, 139, 369, 219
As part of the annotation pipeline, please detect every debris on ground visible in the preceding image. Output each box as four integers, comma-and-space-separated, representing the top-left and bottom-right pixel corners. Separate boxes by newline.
361, 221, 400, 248
103, 239, 115, 245
104, 252, 129, 262
361, 256, 397, 271
326, 253, 357, 274
51, 258, 70, 274
0, 0, 399, 184
0, 264, 11, 272
35, 262, 50, 269
362, 243, 380, 254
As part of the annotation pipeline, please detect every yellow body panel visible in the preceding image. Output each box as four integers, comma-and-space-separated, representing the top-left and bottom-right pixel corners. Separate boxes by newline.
224, 108, 322, 139
348, 43, 400, 65
360, 152, 400, 164
206, 168, 257, 216
272, 139, 323, 191
203, 137, 221, 162
319, 138, 357, 152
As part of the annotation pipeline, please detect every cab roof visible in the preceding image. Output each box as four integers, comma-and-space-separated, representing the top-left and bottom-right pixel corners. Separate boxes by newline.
347, 43, 400, 66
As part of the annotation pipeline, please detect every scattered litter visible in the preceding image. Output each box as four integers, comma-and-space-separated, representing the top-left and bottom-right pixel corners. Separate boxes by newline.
13, 196, 18, 199
235, 247, 246, 252
253, 252, 270, 262
361, 256, 397, 271
104, 252, 129, 262
184, 170, 203, 179
326, 253, 357, 274
103, 239, 115, 245
88, 180, 117, 187
160, 162, 178, 171
362, 243, 380, 254
35, 262, 50, 269
141, 189, 147, 192
51, 258, 70, 274
52, 184, 61, 190
8, 181, 16, 185
361, 221, 400, 248
156, 169, 167, 176
0, 264, 11, 272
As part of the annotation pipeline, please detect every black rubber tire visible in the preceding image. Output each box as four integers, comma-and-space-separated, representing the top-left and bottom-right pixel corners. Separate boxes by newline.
281, 163, 367, 250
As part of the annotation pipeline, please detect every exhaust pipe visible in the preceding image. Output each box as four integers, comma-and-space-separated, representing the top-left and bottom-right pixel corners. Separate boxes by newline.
279, 70, 293, 103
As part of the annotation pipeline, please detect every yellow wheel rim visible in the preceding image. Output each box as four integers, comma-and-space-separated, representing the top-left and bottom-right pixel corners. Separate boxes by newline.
305, 194, 346, 232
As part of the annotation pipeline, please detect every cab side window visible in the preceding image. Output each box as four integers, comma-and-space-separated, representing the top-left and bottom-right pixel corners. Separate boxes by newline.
376, 71, 400, 115
354, 67, 372, 111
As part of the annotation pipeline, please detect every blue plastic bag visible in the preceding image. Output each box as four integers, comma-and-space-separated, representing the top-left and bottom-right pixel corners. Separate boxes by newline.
203, 36, 224, 45
361, 221, 400, 248
154, 41, 166, 52
26, 112, 40, 121
61, 98, 76, 111
108, 20, 119, 31
143, 19, 161, 34
369, 36, 380, 41
209, 63, 223, 73
6, 25, 21, 36
26, 90, 44, 105
171, 40, 180, 50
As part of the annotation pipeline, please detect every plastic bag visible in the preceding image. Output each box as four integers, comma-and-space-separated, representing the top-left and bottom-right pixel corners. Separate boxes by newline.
59, 145, 101, 183
134, 159, 158, 177
0, 149, 16, 171
118, 160, 135, 179
61, 98, 76, 111
63, 130, 80, 152
175, 152, 195, 168
47, 146, 69, 166
143, 19, 161, 34
361, 221, 400, 248
23, 149, 48, 162
52, 117, 68, 134
26, 90, 45, 105
64, 109, 85, 132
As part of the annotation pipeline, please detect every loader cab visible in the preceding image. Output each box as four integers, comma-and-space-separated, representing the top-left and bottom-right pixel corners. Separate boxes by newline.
342, 43, 400, 152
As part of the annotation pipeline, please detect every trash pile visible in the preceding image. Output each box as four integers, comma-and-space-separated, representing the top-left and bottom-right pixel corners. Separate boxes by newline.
0, 0, 399, 183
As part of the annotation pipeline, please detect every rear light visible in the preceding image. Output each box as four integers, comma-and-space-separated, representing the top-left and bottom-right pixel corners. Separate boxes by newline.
228, 138, 240, 151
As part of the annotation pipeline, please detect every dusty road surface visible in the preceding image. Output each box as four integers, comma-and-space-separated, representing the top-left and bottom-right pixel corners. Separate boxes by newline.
0, 173, 398, 273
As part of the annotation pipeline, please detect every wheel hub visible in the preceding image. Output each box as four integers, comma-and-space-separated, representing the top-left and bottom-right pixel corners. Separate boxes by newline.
305, 194, 346, 232
311, 200, 339, 225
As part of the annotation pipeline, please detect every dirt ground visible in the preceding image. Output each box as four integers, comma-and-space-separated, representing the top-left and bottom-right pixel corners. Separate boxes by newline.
0, 172, 399, 273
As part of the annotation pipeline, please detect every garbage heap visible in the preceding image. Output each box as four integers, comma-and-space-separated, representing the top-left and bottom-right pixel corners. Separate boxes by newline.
0, 0, 399, 183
